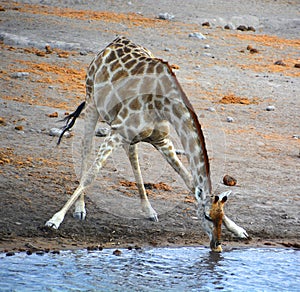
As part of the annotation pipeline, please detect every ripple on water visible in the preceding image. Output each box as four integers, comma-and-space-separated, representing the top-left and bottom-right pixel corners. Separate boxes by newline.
0, 247, 299, 291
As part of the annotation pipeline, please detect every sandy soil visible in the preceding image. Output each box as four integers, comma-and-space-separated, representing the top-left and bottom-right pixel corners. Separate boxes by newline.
0, 0, 299, 253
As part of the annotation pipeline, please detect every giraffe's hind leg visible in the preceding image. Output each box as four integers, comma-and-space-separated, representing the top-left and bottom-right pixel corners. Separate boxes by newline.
124, 144, 158, 222
73, 102, 100, 221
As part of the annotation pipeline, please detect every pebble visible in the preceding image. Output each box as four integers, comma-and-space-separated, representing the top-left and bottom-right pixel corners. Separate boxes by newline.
6, 251, 15, 256
15, 125, 24, 131
11, 72, 29, 79
158, 13, 174, 20
202, 21, 210, 27
95, 127, 110, 137
113, 249, 122, 256
274, 60, 286, 66
80, 50, 88, 56
292, 135, 300, 139
226, 116, 234, 123
207, 107, 216, 112
164, 47, 171, 52
188, 32, 206, 40
204, 44, 210, 49
223, 174, 237, 186
266, 105, 275, 111
49, 127, 71, 138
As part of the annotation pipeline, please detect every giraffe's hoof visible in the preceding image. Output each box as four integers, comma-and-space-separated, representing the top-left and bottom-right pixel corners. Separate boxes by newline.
149, 214, 159, 222
45, 220, 59, 230
73, 211, 86, 221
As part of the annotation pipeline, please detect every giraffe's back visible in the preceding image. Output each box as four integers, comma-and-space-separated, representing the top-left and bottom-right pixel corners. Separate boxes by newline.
86, 37, 175, 126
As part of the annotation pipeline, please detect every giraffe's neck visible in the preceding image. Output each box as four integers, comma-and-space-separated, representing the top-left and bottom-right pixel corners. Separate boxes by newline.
159, 71, 212, 199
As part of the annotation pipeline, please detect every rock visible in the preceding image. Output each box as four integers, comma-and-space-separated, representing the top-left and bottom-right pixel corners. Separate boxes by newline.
47, 112, 58, 118
188, 32, 206, 40
223, 175, 237, 186
11, 72, 29, 79
15, 125, 23, 131
0, 117, 6, 125
207, 107, 216, 112
224, 24, 234, 30
95, 127, 110, 137
80, 50, 88, 56
158, 13, 174, 20
226, 116, 234, 123
49, 128, 71, 138
6, 251, 15, 256
164, 47, 171, 52
202, 21, 210, 27
266, 105, 275, 111
294, 64, 300, 68
274, 60, 286, 66
113, 249, 122, 256
45, 45, 53, 54
292, 135, 300, 139
204, 44, 210, 49
237, 25, 248, 31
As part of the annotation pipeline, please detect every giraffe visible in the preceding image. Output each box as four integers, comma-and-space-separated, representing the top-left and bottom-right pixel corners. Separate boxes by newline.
45, 36, 248, 252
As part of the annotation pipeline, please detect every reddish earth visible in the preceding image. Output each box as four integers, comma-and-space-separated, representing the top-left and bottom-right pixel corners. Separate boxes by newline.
0, 0, 299, 253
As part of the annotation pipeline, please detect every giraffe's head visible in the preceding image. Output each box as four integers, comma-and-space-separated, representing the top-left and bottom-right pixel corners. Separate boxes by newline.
202, 190, 231, 252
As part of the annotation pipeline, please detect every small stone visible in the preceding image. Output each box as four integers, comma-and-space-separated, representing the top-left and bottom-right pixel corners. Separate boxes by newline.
224, 24, 234, 30
202, 21, 210, 27
158, 13, 174, 20
36, 251, 45, 255
189, 32, 206, 40
0, 117, 6, 125
237, 25, 248, 31
223, 175, 237, 186
113, 249, 122, 256
11, 72, 29, 79
6, 251, 15, 256
274, 60, 286, 66
26, 250, 33, 255
204, 44, 210, 49
164, 47, 171, 52
47, 112, 58, 118
266, 105, 275, 111
207, 107, 216, 112
226, 116, 234, 123
249, 48, 259, 54
294, 64, 300, 68
49, 128, 71, 138
15, 125, 23, 131
95, 127, 110, 137
292, 135, 300, 139
247, 26, 256, 32
80, 50, 88, 56
45, 45, 53, 54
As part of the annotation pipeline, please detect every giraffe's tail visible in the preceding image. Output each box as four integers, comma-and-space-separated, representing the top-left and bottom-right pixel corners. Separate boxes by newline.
57, 101, 86, 145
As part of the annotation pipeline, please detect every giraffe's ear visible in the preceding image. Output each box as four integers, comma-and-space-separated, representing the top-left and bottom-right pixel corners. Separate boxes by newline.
218, 191, 232, 204
213, 196, 219, 204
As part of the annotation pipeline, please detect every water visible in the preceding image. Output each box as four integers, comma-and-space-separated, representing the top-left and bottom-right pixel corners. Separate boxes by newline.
0, 247, 299, 291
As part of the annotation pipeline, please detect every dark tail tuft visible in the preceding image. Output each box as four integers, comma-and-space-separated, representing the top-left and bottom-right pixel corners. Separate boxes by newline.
57, 101, 86, 145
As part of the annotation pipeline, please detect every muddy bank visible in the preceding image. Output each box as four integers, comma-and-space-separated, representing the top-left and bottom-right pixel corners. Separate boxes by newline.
0, 0, 299, 253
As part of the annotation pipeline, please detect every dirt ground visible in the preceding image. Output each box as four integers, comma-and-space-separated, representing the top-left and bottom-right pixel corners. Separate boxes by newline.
0, 0, 299, 253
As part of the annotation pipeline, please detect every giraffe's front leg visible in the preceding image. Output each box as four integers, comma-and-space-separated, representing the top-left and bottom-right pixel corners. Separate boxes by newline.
73, 193, 86, 220
223, 214, 249, 239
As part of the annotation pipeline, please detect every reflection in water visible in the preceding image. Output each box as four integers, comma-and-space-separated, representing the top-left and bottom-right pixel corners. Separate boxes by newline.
0, 247, 299, 291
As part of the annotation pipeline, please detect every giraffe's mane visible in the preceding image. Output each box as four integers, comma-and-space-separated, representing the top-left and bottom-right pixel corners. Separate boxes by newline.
163, 60, 212, 193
